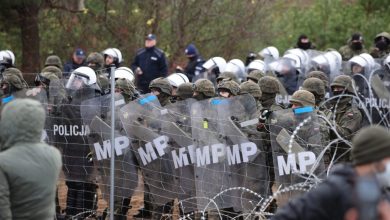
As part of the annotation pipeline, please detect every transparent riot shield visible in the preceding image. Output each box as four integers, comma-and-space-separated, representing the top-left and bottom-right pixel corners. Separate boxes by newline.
42, 79, 68, 146
368, 69, 390, 126
51, 87, 100, 182
213, 94, 269, 213
269, 108, 326, 207
119, 93, 179, 206
191, 97, 231, 211
308, 51, 342, 83
80, 94, 139, 209
270, 57, 299, 95
160, 98, 197, 213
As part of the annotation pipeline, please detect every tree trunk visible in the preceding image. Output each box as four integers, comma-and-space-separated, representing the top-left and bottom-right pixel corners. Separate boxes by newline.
17, 4, 40, 84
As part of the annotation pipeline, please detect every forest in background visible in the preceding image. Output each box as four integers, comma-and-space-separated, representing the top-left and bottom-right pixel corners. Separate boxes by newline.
1, 0, 389, 82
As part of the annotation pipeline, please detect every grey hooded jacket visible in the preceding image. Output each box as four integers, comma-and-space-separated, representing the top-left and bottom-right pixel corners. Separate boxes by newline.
0, 99, 62, 220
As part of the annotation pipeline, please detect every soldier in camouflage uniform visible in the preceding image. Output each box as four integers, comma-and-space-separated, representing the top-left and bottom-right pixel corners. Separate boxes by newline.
289, 89, 316, 107
289, 89, 331, 165
41, 66, 63, 79
0, 68, 28, 106
258, 76, 284, 111
176, 82, 194, 101
339, 33, 368, 61
239, 80, 262, 110
369, 32, 390, 59
115, 78, 138, 103
301, 78, 327, 109
192, 78, 215, 101
246, 69, 265, 84
256, 76, 284, 208
325, 75, 362, 163
216, 71, 240, 84
86, 52, 110, 94
44, 55, 63, 70
305, 70, 330, 92
217, 78, 240, 98
149, 77, 173, 107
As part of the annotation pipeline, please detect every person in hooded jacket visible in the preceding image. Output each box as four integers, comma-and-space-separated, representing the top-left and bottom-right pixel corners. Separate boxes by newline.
0, 99, 62, 220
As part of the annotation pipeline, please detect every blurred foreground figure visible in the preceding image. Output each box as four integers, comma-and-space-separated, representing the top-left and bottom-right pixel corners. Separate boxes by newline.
271, 125, 390, 220
0, 99, 62, 219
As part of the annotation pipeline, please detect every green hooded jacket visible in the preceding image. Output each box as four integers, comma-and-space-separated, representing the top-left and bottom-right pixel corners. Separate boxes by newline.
0, 99, 62, 220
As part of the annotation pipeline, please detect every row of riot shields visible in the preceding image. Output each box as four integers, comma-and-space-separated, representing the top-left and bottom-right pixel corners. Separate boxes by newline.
37, 82, 328, 215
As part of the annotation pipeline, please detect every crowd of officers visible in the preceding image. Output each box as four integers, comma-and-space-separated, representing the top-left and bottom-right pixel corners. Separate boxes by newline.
0, 31, 390, 220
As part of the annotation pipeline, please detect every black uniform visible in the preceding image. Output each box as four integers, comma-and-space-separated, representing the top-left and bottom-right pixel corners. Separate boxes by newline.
184, 55, 204, 82
131, 46, 168, 93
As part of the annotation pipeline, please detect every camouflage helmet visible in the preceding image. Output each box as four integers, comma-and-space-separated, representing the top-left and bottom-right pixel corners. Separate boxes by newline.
3, 67, 24, 81
290, 90, 315, 107
149, 77, 172, 95
86, 52, 104, 68
302, 78, 325, 96
41, 66, 62, 79
216, 71, 239, 84
116, 78, 136, 97
331, 75, 354, 93
44, 55, 63, 69
258, 76, 279, 94
176, 82, 193, 99
2, 73, 24, 90
247, 70, 265, 83
306, 70, 329, 89
35, 71, 58, 87
217, 79, 240, 96
193, 79, 215, 97
239, 81, 262, 98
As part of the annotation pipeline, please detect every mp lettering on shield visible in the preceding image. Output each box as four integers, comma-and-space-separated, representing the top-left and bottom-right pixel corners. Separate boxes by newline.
93, 136, 130, 160
137, 135, 258, 168
277, 151, 317, 176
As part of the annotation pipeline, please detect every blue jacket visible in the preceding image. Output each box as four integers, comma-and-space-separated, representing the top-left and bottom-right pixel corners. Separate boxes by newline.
131, 47, 168, 92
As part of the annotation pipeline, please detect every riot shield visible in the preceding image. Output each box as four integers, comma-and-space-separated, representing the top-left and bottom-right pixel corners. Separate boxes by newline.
308, 51, 342, 82
160, 98, 197, 213
119, 93, 179, 206
80, 94, 138, 208
367, 70, 390, 126
191, 95, 269, 213
269, 108, 326, 207
51, 87, 100, 182
191, 97, 231, 211
213, 94, 269, 212
270, 57, 299, 95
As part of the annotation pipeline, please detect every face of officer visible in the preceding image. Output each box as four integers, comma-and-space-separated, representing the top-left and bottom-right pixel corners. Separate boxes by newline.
72, 53, 85, 65
145, 39, 156, 48
105, 55, 114, 66
352, 64, 364, 74
151, 88, 160, 96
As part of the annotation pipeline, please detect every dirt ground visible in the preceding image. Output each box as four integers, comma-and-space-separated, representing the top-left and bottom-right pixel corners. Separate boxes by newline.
58, 172, 179, 220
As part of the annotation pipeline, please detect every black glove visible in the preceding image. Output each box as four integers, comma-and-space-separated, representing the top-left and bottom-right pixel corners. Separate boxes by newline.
259, 109, 272, 123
